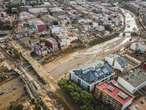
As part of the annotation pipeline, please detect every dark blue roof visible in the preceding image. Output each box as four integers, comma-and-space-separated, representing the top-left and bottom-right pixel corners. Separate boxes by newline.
73, 61, 113, 84
116, 56, 128, 68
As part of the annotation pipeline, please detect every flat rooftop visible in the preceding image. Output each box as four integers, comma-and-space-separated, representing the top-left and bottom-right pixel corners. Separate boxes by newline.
96, 80, 133, 105
122, 68, 146, 88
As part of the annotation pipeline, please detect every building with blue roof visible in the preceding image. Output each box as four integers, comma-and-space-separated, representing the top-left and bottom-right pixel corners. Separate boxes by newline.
70, 60, 114, 91
105, 54, 128, 72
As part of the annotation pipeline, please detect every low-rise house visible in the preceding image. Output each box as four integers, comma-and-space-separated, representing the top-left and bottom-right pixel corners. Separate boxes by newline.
49, 7, 65, 17
31, 37, 59, 56
32, 42, 43, 56
32, 41, 51, 56
43, 37, 59, 52
94, 80, 134, 110
57, 15, 71, 26
118, 66, 146, 94
15, 31, 30, 39
28, 7, 48, 16
28, 19, 47, 33
130, 41, 146, 54
56, 31, 78, 49
50, 25, 62, 34
21, 0, 44, 6
0, 13, 12, 30
70, 60, 114, 91
105, 54, 128, 72
93, 23, 105, 32
40, 14, 57, 26
19, 11, 35, 21
50, 25, 78, 49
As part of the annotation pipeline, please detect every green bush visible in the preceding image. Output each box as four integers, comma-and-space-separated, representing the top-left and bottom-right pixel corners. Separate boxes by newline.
80, 104, 94, 110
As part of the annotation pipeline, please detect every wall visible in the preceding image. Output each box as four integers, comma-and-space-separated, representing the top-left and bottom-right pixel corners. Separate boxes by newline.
70, 71, 90, 90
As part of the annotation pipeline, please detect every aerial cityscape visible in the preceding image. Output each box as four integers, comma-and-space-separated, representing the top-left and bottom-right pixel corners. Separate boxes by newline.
0, 0, 146, 110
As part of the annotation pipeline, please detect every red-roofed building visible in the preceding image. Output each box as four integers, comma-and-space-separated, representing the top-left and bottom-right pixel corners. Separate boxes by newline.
94, 80, 134, 110
142, 63, 146, 71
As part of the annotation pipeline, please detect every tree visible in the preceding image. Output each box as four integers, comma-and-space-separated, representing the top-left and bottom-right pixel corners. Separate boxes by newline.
80, 90, 93, 104
70, 91, 81, 103
80, 104, 94, 110
58, 79, 112, 110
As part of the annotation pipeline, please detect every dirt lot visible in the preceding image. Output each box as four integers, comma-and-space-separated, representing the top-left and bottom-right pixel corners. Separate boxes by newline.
0, 78, 25, 110
43, 36, 132, 80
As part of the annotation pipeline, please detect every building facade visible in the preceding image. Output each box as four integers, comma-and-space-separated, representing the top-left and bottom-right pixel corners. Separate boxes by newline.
94, 80, 134, 110
70, 60, 114, 91
118, 65, 146, 94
